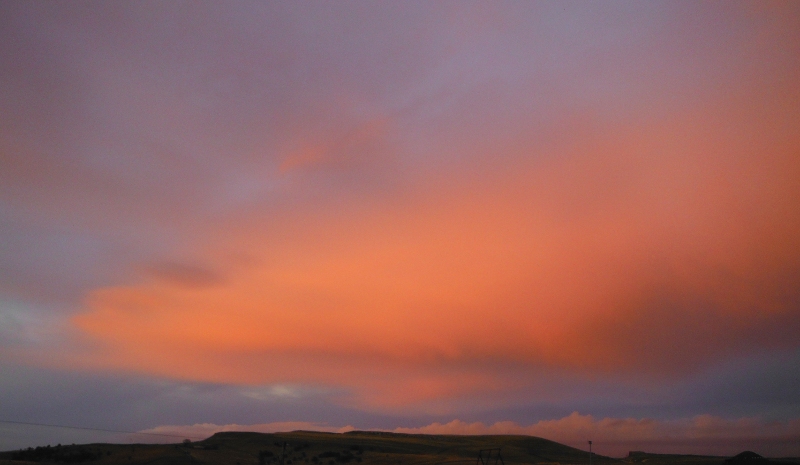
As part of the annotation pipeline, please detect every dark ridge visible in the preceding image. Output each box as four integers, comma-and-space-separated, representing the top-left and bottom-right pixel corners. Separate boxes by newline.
12, 431, 790, 465
724, 452, 800, 465
726, 452, 767, 463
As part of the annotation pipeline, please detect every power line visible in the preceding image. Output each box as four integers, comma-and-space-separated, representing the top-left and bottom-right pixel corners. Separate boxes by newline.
0, 420, 205, 440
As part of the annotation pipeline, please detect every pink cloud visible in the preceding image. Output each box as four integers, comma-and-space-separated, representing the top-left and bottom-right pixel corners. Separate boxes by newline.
393, 413, 800, 457
139, 422, 355, 440
136, 413, 800, 457
62, 102, 800, 410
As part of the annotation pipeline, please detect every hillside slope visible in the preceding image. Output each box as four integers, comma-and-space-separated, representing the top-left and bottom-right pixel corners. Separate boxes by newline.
0, 430, 613, 465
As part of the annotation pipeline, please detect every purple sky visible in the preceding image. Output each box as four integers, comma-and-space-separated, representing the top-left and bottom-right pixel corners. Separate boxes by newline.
1, 1, 799, 457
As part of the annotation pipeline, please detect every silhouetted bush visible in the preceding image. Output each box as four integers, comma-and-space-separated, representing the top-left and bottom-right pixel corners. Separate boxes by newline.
316, 451, 354, 463
259, 450, 276, 465
10, 444, 100, 463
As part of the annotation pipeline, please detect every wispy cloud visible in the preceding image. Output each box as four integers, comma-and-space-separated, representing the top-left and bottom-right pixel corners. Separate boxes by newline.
139, 422, 355, 440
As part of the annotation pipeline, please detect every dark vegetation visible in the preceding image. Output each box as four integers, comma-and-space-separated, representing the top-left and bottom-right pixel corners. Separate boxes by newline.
0, 431, 796, 465
626, 451, 799, 465
6, 444, 101, 463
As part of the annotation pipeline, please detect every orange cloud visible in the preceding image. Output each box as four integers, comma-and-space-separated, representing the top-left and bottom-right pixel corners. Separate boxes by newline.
279, 116, 392, 174
29, 2, 794, 414
64, 95, 800, 410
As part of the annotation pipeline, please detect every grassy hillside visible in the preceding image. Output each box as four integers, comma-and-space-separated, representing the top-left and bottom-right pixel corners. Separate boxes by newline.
0, 430, 610, 465
4, 430, 780, 465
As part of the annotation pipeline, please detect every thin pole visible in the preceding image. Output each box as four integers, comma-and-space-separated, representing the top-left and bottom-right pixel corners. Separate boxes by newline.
588, 441, 592, 465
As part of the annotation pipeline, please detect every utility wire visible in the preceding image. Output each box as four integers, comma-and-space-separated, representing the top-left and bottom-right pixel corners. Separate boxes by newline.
0, 420, 206, 440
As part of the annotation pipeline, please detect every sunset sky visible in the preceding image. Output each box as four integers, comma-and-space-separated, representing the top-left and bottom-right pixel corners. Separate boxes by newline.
1, 1, 799, 457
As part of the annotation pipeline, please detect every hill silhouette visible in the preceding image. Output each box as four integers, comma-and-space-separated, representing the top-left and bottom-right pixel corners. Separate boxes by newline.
1, 431, 797, 465
0, 430, 610, 465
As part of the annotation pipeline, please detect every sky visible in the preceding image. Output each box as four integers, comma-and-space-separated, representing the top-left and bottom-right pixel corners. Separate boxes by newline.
1, 0, 799, 458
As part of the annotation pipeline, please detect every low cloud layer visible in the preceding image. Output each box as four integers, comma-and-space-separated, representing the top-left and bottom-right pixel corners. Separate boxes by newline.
394, 414, 800, 457
141, 421, 355, 440
140, 413, 800, 458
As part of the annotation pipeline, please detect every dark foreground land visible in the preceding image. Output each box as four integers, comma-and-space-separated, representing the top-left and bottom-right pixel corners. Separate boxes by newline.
0, 431, 797, 465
